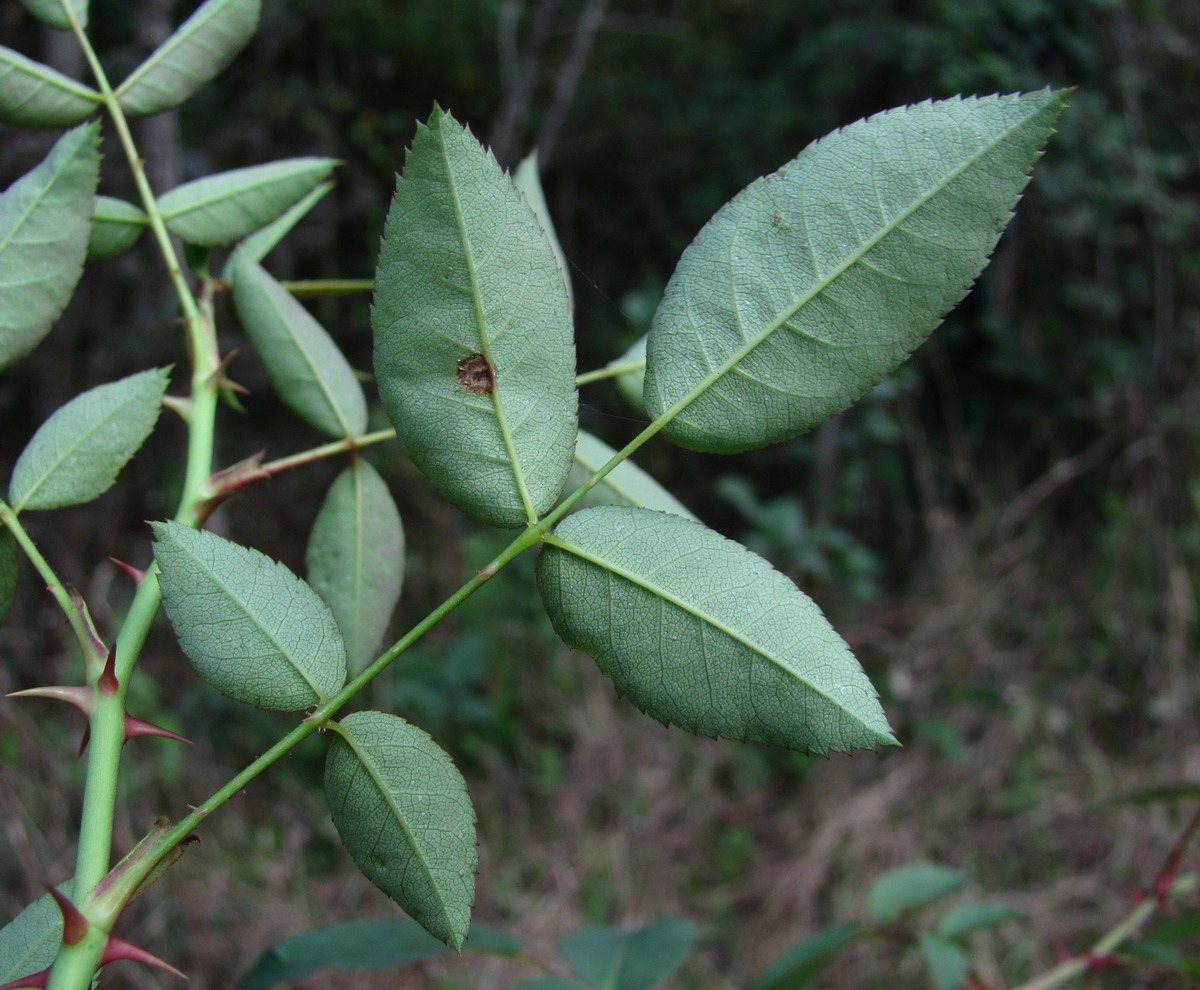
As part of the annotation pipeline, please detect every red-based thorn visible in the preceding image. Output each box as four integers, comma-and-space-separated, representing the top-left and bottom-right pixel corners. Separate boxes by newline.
45, 886, 89, 945
1053, 939, 1072, 963
7, 686, 94, 714
1084, 952, 1117, 970
101, 936, 187, 981
1129, 885, 1146, 906
0, 965, 51, 989
124, 716, 192, 746
109, 558, 147, 586
98, 645, 119, 697
78, 726, 91, 758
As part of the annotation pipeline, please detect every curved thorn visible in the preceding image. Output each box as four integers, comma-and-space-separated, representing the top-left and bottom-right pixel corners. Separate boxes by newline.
123, 716, 192, 746
101, 936, 187, 981
44, 886, 89, 945
0, 965, 51, 989
98, 645, 119, 697
7, 686, 94, 714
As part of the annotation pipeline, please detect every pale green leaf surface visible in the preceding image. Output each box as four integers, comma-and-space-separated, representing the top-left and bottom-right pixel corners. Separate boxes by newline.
88, 196, 146, 259
918, 933, 971, 990
223, 180, 332, 277
9, 368, 169, 512
0, 45, 100, 127
238, 920, 518, 990
0, 122, 100, 370
513, 150, 572, 308
935, 903, 1022, 939
18, 0, 87, 30
324, 711, 477, 949
868, 864, 967, 922
307, 460, 404, 673
373, 108, 577, 527
644, 90, 1068, 452
156, 157, 337, 246
537, 506, 894, 753
152, 522, 346, 711
610, 334, 646, 412
0, 884, 71, 985
753, 923, 863, 990
231, 252, 367, 436
0, 529, 15, 625
567, 430, 698, 521
560, 919, 696, 990
116, 0, 261, 117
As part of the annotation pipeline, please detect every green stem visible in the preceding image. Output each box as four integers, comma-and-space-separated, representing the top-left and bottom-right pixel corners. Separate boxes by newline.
575, 358, 645, 386
279, 278, 374, 298
259, 428, 397, 477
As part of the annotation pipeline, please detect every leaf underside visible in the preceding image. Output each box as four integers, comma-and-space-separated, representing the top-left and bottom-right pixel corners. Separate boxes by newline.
0, 885, 70, 986
8, 367, 170, 512
644, 90, 1069, 453
153, 522, 347, 711
538, 506, 895, 754
0, 45, 101, 127
19, 0, 88, 31
324, 711, 477, 950
88, 196, 147, 259
0, 122, 100, 371
307, 460, 405, 673
373, 107, 577, 528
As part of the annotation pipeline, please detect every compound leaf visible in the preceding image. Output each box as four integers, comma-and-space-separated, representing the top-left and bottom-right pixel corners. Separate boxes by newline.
644, 90, 1068, 452
156, 157, 337, 246
18, 0, 87, 30
307, 460, 404, 673
324, 711, 477, 949
231, 252, 367, 436
0, 122, 100, 370
868, 864, 967, 923
238, 920, 519, 990
0, 529, 15, 626
0, 45, 101, 127
568, 430, 698, 521
537, 506, 894, 753
88, 196, 147, 259
116, 0, 261, 117
152, 522, 346, 711
8, 368, 169, 512
373, 107, 577, 528
560, 919, 696, 990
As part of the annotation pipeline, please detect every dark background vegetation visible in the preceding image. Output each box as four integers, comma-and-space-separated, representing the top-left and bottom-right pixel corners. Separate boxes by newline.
2, 0, 1199, 987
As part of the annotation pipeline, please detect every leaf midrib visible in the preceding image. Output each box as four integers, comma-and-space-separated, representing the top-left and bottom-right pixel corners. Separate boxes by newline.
158, 161, 326, 220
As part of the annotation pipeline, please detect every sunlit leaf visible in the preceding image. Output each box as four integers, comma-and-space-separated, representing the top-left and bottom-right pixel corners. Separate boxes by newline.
644, 91, 1068, 452
560, 919, 696, 990
18, 0, 87, 30
88, 196, 147, 259
116, 0, 261, 117
0, 529, 16, 626
324, 711, 477, 949
537, 506, 894, 753
867, 864, 966, 923
238, 920, 518, 990
307, 460, 404, 673
0, 122, 100, 370
0, 45, 100, 127
918, 933, 971, 990
373, 107, 577, 527
156, 157, 337, 246
152, 522, 346, 711
8, 368, 169, 512
231, 252, 367, 436
568, 430, 698, 521
753, 923, 863, 990
513, 150, 572, 308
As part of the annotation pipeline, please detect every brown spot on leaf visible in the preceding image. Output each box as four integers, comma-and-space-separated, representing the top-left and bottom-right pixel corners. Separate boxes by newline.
457, 352, 495, 396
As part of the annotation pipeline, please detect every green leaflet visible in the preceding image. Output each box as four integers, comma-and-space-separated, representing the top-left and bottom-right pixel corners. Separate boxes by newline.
513, 150, 572, 309
0, 884, 70, 986
152, 522, 347, 711
18, 0, 87, 30
238, 920, 519, 989
537, 506, 895, 754
324, 711, 477, 950
224, 180, 333, 275
608, 334, 646, 413
644, 90, 1069, 453
0, 529, 15, 625
568, 430, 698, 521
918, 933, 971, 990
753, 923, 863, 990
307, 460, 405, 673
373, 107, 577, 528
8, 368, 169, 513
88, 196, 147, 259
559, 919, 696, 990
0, 46, 101, 127
935, 903, 1022, 939
231, 252, 367, 437
155, 157, 337, 246
116, 0, 261, 117
0, 122, 100, 371
867, 864, 967, 923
